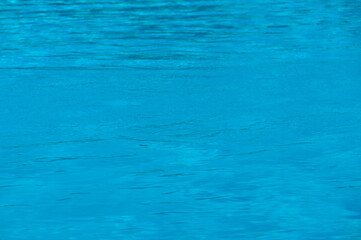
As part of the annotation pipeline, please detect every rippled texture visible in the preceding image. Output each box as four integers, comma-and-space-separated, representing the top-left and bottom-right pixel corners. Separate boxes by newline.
1, 1, 361, 239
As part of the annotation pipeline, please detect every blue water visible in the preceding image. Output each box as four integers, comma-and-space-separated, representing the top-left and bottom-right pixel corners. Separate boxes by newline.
1, 1, 361, 239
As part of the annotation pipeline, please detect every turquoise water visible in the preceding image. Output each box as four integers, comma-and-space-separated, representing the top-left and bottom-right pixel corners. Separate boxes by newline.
1, 1, 361, 239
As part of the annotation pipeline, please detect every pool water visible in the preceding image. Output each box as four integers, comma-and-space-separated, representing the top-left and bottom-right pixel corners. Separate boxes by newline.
1, 1, 361, 239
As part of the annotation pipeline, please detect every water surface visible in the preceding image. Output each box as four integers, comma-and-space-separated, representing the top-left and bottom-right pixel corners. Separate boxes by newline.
1, 0, 361, 239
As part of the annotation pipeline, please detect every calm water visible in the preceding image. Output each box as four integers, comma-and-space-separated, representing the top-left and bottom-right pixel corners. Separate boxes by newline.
1, 1, 361, 239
